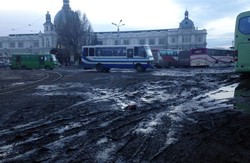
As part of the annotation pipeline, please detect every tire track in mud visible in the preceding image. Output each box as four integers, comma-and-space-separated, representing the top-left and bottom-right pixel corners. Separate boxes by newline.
0, 71, 62, 96
0, 69, 243, 162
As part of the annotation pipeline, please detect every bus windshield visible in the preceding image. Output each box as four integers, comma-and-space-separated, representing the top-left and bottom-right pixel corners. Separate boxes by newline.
159, 49, 179, 56
239, 16, 250, 34
145, 46, 153, 58
191, 49, 206, 55
51, 54, 57, 62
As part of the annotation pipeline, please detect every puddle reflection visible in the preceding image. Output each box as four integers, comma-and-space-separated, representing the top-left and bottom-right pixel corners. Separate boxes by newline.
234, 77, 250, 113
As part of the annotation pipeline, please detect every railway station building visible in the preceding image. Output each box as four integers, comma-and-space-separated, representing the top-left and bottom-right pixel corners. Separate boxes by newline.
0, 0, 207, 57
96, 10, 207, 50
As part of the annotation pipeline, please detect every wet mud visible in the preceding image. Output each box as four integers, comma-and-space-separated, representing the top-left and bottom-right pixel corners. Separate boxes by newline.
0, 68, 249, 162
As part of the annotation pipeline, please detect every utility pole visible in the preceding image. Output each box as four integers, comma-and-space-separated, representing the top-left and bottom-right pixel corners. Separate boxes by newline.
112, 20, 125, 45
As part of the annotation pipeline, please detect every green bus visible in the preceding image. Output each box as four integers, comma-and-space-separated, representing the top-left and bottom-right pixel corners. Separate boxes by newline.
10, 54, 58, 70
235, 11, 250, 73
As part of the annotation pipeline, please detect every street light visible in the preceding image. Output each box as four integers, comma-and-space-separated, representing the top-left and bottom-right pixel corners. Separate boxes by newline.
112, 19, 125, 45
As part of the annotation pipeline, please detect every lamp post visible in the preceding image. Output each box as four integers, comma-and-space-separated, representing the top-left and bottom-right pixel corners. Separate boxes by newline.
112, 19, 125, 45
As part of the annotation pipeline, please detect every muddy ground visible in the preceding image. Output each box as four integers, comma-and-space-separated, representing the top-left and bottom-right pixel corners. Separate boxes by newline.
0, 67, 249, 162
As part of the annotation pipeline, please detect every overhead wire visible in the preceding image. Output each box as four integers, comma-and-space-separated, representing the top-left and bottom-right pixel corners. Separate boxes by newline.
0, 15, 45, 34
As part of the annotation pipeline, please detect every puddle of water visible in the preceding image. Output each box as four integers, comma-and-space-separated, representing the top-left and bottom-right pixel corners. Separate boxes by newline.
206, 83, 238, 100
193, 83, 238, 103
153, 67, 234, 77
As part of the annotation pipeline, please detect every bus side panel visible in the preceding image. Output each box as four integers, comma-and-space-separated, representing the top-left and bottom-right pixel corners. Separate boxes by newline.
178, 51, 190, 67
10, 54, 56, 70
236, 43, 250, 72
190, 54, 208, 67
31, 56, 39, 69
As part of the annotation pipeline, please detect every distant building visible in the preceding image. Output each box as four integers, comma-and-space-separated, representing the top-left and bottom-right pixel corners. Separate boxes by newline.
96, 10, 207, 50
0, 0, 207, 57
0, 11, 57, 56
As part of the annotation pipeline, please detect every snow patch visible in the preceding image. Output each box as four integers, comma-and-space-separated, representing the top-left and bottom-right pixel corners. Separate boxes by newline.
96, 144, 116, 162
97, 137, 109, 145
135, 112, 167, 134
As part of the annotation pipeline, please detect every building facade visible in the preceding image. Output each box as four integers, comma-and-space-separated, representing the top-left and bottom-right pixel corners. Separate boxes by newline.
96, 10, 207, 50
0, 0, 207, 57
0, 12, 57, 56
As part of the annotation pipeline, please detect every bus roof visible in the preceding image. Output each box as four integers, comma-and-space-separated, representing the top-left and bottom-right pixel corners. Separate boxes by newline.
11, 53, 54, 56
191, 48, 233, 51
82, 44, 150, 48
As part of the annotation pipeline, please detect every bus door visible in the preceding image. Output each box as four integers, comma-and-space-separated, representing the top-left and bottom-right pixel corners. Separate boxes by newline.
16, 56, 21, 66
127, 49, 134, 58
39, 56, 45, 68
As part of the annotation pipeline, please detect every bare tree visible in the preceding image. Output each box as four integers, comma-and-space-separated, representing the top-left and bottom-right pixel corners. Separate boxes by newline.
81, 13, 98, 46
55, 11, 96, 65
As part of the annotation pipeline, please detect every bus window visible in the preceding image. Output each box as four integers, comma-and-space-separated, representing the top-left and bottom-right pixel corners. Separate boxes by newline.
134, 47, 139, 56
40, 56, 45, 65
83, 48, 89, 56
127, 49, 133, 58
239, 16, 250, 34
134, 47, 146, 58
89, 48, 95, 56
96, 49, 101, 56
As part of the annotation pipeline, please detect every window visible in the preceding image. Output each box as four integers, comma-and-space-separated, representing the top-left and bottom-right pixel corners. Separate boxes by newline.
114, 40, 119, 45
10, 43, 15, 48
127, 49, 133, 58
18, 42, 24, 48
46, 38, 50, 47
34, 42, 39, 48
123, 40, 129, 45
98, 48, 113, 56
139, 39, 145, 45
149, 39, 155, 45
134, 47, 146, 57
197, 37, 202, 42
89, 48, 94, 56
159, 38, 165, 44
239, 16, 250, 34
113, 47, 126, 56
83, 48, 89, 56
182, 37, 191, 43
97, 41, 103, 45
172, 38, 176, 43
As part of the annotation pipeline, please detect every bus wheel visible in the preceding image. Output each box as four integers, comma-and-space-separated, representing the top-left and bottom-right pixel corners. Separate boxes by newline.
21, 65, 27, 70
45, 66, 52, 70
104, 68, 110, 72
136, 64, 145, 72
167, 62, 172, 68
96, 64, 103, 72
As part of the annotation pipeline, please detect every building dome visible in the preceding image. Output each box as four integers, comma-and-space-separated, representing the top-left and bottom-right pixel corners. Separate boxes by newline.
54, 0, 77, 27
179, 10, 195, 29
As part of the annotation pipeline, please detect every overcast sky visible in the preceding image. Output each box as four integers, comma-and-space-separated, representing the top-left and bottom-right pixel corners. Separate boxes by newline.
0, 0, 249, 48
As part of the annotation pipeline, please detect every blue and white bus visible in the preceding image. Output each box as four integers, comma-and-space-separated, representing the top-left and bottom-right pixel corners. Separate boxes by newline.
82, 45, 154, 72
